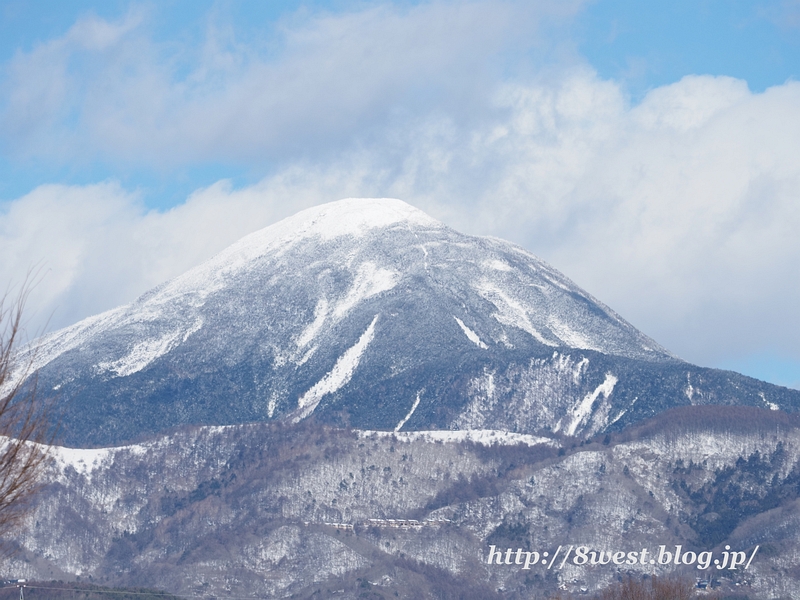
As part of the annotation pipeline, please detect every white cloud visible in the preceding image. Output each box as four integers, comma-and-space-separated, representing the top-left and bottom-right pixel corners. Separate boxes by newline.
0, 1, 583, 166
0, 180, 294, 332
548, 77, 800, 362
397, 73, 800, 370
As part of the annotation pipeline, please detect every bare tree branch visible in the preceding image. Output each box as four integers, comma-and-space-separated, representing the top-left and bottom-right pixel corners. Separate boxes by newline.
0, 279, 55, 545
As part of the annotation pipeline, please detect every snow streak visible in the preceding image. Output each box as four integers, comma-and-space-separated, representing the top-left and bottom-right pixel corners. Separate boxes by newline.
560, 373, 618, 437
453, 316, 488, 349
395, 392, 422, 432
295, 315, 379, 421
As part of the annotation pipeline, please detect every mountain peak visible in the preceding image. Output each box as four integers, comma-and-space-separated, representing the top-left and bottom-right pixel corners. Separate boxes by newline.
286, 197, 441, 237
137, 198, 439, 307
234, 197, 441, 253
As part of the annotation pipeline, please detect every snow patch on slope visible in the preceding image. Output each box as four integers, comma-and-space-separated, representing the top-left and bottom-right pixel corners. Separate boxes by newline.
760, 391, 779, 411
297, 298, 329, 348
50, 446, 114, 478
96, 331, 180, 377
362, 429, 557, 448
333, 263, 398, 319
295, 315, 379, 421
558, 373, 618, 437
452, 352, 594, 435
453, 317, 488, 349
395, 392, 422, 432
476, 281, 557, 346
292, 263, 396, 358
182, 317, 203, 342
95, 319, 202, 378
46, 441, 146, 482
484, 259, 513, 272
547, 318, 602, 353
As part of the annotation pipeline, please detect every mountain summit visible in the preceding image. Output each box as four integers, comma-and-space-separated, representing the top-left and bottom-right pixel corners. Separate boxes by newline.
22, 198, 800, 446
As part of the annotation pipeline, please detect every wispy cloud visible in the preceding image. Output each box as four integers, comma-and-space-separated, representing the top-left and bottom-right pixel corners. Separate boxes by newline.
759, 0, 800, 30
0, 1, 583, 167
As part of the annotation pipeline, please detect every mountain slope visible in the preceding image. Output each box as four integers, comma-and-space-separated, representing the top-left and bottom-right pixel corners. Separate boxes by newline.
16, 198, 800, 446
5, 409, 800, 599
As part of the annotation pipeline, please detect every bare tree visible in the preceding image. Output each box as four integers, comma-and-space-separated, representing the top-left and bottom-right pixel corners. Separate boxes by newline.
0, 282, 54, 543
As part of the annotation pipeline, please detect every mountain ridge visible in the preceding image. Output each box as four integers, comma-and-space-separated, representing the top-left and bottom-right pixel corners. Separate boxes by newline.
5, 405, 800, 599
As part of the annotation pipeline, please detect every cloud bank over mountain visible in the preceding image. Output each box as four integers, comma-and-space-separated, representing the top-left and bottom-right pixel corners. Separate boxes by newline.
1, 2, 799, 386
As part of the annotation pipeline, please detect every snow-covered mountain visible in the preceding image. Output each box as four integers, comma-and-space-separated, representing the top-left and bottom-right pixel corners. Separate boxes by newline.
19, 198, 800, 446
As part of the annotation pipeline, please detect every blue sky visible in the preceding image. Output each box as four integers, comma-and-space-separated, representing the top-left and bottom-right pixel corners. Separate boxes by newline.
1, 0, 799, 388
579, 0, 799, 94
